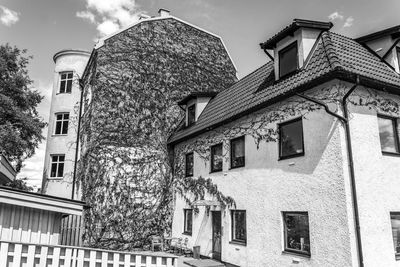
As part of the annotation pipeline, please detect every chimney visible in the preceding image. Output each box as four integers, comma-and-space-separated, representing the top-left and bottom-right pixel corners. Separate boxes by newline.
158, 8, 170, 17
139, 14, 150, 20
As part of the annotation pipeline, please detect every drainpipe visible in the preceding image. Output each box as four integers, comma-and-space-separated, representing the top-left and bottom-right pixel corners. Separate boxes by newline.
71, 79, 85, 200
296, 75, 363, 267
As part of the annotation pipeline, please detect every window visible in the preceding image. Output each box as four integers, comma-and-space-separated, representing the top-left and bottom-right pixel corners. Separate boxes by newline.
230, 136, 245, 168
279, 41, 298, 78
185, 152, 194, 177
283, 212, 310, 256
211, 143, 223, 172
231, 210, 246, 244
279, 118, 304, 159
378, 115, 400, 154
50, 155, 65, 178
397, 47, 400, 69
59, 72, 73, 93
390, 213, 400, 259
183, 209, 193, 235
187, 104, 196, 126
54, 113, 69, 135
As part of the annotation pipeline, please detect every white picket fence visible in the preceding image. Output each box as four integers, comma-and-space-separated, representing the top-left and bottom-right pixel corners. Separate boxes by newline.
0, 240, 178, 267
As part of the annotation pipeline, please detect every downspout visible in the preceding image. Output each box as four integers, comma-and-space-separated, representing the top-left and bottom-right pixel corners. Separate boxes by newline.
71, 79, 85, 200
296, 75, 363, 267
262, 48, 274, 62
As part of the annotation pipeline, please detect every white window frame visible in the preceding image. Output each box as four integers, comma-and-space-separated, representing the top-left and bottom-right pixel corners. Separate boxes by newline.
59, 71, 73, 94
50, 154, 65, 178
54, 112, 69, 135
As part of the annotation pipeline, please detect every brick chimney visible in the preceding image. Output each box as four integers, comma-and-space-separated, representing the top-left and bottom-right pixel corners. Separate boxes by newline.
158, 8, 170, 17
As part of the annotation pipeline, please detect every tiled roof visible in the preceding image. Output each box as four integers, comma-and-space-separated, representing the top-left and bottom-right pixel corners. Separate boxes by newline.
169, 31, 400, 144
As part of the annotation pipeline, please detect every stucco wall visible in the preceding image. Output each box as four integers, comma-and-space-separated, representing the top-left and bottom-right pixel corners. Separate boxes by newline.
347, 87, 400, 267
172, 81, 357, 267
42, 51, 89, 199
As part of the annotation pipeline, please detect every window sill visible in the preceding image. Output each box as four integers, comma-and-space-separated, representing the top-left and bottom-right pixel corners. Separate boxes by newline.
51, 134, 68, 137
282, 250, 311, 258
210, 169, 222, 174
182, 232, 192, 236
185, 175, 193, 178
278, 152, 304, 161
382, 151, 400, 157
229, 240, 246, 246
229, 165, 245, 170
47, 177, 63, 180
56, 92, 72, 95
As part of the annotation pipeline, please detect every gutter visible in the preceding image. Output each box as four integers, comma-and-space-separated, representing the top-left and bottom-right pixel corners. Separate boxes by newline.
296, 75, 363, 267
71, 79, 85, 200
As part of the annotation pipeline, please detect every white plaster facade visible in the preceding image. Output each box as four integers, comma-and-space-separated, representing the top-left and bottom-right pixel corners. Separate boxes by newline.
171, 80, 400, 267
42, 49, 90, 199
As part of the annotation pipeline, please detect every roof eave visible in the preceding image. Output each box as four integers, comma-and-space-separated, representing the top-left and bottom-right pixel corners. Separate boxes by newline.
260, 19, 333, 50
356, 25, 400, 43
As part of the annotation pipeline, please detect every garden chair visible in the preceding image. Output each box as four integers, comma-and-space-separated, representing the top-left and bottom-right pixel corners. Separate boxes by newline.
151, 235, 164, 252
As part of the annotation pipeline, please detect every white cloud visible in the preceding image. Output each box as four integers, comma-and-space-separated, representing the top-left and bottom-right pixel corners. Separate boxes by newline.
76, 10, 96, 24
0, 5, 19, 26
77, 0, 143, 37
328, 11, 344, 21
344, 16, 354, 28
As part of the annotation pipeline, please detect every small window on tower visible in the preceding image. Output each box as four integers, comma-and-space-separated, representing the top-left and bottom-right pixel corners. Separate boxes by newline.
279, 41, 298, 78
187, 104, 196, 126
50, 155, 65, 178
54, 113, 69, 135
59, 72, 73, 93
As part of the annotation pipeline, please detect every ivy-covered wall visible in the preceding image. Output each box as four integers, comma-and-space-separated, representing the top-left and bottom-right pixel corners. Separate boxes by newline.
77, 17, 237, 249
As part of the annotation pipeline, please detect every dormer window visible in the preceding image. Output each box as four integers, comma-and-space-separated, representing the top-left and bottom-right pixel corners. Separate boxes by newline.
279, 41, 298, 78
187, 104, 196, 126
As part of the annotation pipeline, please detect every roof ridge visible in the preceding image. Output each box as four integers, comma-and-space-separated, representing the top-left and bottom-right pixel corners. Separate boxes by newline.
320, 31, 342, 70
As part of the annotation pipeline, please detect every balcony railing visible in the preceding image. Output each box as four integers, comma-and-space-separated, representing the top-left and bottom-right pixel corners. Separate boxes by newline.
0, 240, 178, 267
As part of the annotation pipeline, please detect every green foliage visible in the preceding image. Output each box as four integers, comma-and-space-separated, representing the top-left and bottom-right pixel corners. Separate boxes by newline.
5, 177, 34, 192
0, 44, 46, 171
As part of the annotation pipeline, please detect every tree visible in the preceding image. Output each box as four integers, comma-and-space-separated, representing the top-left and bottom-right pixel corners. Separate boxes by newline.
0, 44, 46, 171
5, 177, 34, 192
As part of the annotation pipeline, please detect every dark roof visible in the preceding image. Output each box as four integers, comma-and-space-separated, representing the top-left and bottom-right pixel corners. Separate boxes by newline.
356, 25, 400, 43
260, 19, 333, 50
177, 92, 218, 106
169, 31, 400, 145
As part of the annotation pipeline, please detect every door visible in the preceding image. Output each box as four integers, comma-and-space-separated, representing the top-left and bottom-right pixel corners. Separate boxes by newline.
212, 211, 222, 260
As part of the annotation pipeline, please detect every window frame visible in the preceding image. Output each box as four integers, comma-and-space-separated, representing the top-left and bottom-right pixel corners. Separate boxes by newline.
397, 47, 400, 70
185, 152, 194, 177
187, 103, 196, 126
377, 114, 400, 155
278, 117, 305, 160
230, 136, 245, 169
279, 41, 299, 79
49, 154, 65, 179
210, 143, 223, 173
54, 112, 69, 135
390, 212, 400, 260
183, 209, 193, 235
231, 210, 247, 245
59, 71, 73, 94
282, 211, 311, 257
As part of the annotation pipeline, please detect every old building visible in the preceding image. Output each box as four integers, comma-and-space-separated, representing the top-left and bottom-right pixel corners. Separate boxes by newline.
169, 19, 400, 267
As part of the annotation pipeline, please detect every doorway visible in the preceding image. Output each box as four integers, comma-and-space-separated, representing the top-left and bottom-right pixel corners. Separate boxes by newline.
212, 211, 222, 261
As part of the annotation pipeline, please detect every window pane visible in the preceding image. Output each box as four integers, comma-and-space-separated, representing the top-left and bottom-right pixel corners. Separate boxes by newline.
59, 155, 65, 161
280, 119, 304, 158
391, 213, 400, 255
66, 80, 72, 93
284, 213, 310, 254
185, 153, 193, 177
279, 42, 298, 78
62, 120, 69, 134
56, 114, 62, 120
61, 73, 66, 79
231, 137, 245, 168
60, 81, 66, 93
64, 113, 69, 120
50, 163, 57, 177
378, 117, 399, 153
188, 105, 196, 126
232, 211, 246, 243
211, 144, 223, 172
55, 121, 62, 135
67, 72, 73, 79
184, 209, 193, 234
57, 162, 64, 177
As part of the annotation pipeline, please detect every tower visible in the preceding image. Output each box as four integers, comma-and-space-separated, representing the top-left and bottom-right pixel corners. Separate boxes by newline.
42, 49, 90, 199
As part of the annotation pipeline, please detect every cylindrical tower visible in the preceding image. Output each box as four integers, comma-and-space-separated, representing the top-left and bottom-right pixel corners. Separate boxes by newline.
42, 49, 90, 199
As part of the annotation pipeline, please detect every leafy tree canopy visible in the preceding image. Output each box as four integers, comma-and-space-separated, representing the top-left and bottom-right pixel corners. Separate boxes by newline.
5, 177, 34, 192
0, 44, 46, 171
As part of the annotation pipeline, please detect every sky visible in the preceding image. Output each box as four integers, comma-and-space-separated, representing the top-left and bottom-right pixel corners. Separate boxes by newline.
1, 0, 400, 188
